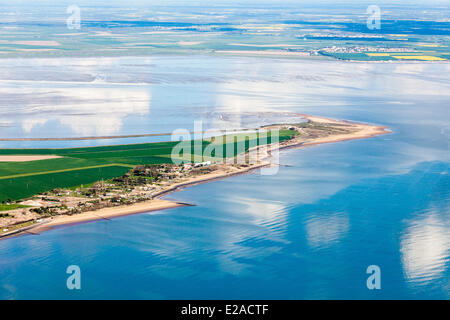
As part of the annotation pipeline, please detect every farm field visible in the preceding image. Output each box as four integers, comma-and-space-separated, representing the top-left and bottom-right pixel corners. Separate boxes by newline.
0, 166, 131, 202
0, 130, 295, 202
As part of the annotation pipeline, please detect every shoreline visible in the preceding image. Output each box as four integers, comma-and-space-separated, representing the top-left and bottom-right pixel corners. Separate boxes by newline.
1, 114, 390, 240
27, 199, 186, 234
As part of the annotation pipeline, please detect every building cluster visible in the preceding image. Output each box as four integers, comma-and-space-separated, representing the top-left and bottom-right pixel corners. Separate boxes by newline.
321, 46, 413, 53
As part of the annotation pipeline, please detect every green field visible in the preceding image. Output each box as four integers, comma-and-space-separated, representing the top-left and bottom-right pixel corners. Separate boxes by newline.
0, 166, 131, 202
0, 130, 296, 202
0, 204, 30, 212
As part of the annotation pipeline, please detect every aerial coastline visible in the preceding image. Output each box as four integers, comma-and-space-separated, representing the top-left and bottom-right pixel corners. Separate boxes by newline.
0, 1, 448, 301
0, 114, 389, 239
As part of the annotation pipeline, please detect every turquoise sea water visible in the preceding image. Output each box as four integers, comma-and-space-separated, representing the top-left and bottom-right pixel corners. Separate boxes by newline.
0, 56, 448, 299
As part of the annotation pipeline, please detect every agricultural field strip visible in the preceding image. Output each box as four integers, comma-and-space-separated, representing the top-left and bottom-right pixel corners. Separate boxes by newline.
0, 132, 294, 174
0, 131, 294, 179
0, 142, 180, 155
57, 143, 180, 155
0, 131, 286, 155
0, 163, 135, 180
0, 130, 297, 201
0, 166, 133, 202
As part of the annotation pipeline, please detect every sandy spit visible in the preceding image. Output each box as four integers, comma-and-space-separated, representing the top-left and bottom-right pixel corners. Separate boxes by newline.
3, 114, 389, 238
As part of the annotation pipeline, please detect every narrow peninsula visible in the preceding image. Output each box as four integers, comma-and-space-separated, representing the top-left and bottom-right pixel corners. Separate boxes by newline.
0, 114, 389, 239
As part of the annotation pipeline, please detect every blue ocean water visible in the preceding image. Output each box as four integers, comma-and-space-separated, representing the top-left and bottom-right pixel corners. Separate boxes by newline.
0, 56, 449, 299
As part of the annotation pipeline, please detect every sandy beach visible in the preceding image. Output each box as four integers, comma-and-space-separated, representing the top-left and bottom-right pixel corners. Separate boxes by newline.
1, 114, 389, 238
298, 114, 390, 146
0, 155, 62, 162
28, 199, 184, 234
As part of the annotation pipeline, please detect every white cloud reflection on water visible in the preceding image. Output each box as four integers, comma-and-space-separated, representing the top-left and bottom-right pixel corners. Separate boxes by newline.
305, 211, 349, 249
0, 82, 151, 136
400, 211, 450, 285
229, 196, 288, 233
213, 199, 288, 276
54, 86, 151, 136
0, 56, 449, 142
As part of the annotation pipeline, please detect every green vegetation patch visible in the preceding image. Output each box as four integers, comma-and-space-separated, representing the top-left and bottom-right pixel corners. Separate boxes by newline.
0, 204, 30, 212
0, 220, 36, 235
0, 166, 131, 202
0, 129, 297, 201
0, 158, 109, 177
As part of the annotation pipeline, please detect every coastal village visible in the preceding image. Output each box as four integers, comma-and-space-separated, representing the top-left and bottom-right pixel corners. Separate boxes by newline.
0, 117, 388, 238
0, 161, 238, 236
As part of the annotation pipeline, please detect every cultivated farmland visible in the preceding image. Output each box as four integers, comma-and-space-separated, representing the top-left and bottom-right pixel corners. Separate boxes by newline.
0, 130, 296, 202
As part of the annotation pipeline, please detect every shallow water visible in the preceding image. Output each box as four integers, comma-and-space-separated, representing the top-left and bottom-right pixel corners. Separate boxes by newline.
0, 56, 448, 299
